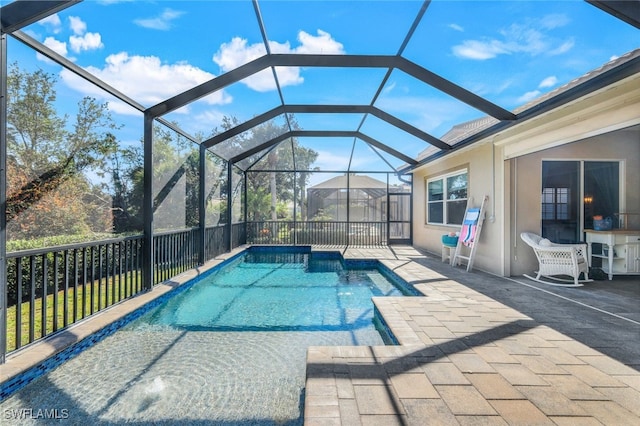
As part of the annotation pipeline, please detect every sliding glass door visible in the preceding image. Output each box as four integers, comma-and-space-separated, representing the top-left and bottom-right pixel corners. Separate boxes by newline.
541, 160, 620, 243
542, 161, 580, 243
583, 162, 620, 230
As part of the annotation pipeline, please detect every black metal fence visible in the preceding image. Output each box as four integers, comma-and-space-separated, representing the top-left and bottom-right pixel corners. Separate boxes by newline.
246, 221, 387, 246
3, 220, 379, 356
4, 225, 237, 354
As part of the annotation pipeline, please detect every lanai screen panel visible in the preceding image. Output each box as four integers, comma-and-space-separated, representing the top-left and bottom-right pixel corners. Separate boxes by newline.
245, 171, 296, 221
5, 37, 145, 246
348, 173, 389, 223
204, 151, 228, 227
374, 68, 487, 142
209, 115, 289, 162
230, 166, 244, 225
258, 0, 424, 55
403, 0, 640, 112
3, 0, 639, 246
152, 122, 200, 232
276, 67, 391, 105
306, 173, 348, 222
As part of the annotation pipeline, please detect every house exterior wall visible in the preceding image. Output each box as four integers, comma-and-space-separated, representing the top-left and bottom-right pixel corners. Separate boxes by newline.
412, 142, 507, 276
411, 73, 640, 278
510, 130, 640, 276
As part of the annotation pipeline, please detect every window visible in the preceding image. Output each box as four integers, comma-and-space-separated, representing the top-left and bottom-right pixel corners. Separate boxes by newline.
541, 187, 570, 220
426, 170, 468, 225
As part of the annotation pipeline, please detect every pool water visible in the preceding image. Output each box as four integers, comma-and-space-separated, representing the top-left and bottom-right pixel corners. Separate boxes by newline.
138, 251, 406, 333
0, 250, 410, 425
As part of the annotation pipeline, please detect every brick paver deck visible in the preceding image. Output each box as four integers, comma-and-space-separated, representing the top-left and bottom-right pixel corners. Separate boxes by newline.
304, 246, 640, 425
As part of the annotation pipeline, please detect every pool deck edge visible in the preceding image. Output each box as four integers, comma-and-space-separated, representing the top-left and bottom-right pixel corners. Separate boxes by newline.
0, 246, 248, 390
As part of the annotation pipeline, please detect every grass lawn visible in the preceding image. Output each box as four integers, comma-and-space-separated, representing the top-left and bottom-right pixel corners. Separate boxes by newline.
6, 272, 143, 352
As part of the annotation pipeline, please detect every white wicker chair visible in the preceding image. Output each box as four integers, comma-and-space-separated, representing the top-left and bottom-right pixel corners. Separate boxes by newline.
520, 232, 592, 287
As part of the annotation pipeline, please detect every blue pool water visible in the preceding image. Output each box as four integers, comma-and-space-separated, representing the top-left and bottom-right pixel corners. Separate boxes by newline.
0, 249, 412, 425
136, 251, 408, 334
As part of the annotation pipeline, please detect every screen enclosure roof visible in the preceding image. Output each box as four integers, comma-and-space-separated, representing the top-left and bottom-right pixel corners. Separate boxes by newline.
2, 0, 639, 174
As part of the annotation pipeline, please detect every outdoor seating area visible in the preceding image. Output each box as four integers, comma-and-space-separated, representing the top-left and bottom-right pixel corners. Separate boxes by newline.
520, 232, 592, 287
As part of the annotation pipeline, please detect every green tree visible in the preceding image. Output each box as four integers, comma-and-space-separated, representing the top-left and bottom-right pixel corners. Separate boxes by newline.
6, 63, 120, 238
240, 115, 318, 221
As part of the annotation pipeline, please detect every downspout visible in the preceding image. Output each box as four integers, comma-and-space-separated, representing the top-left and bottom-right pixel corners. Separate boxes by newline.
489, 142, 496, 223
513, 157, 518, 262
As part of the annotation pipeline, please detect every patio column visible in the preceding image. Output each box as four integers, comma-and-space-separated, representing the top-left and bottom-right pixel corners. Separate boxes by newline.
293, 173, 297, 245
243, 170, 247, 245
346, 173, 350, 246
227, 161, 233, 251
142, 113, 154, 291
0, 32, 8, 363
198, 144, 206, 265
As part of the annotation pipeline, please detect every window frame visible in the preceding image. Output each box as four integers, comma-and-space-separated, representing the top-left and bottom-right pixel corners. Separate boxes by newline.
425, 169, 468, 226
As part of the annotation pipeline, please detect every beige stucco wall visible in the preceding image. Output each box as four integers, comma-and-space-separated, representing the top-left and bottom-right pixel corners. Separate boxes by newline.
510, 129, 640, 276
412, 142, 507, 276
411, 72, 640, 278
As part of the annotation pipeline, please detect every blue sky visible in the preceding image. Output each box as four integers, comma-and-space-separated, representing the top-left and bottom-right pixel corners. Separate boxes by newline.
5, 0, 639, 173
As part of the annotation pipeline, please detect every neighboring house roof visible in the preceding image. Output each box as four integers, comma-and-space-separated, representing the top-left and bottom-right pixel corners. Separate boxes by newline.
308, 174, 387, 190
416, 48, 640, 162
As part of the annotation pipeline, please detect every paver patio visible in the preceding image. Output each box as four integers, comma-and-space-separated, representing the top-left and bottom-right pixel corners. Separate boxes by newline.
304, 246, 640, 425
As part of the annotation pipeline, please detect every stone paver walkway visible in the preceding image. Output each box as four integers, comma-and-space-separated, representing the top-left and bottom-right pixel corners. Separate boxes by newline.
304, 246, 640, 425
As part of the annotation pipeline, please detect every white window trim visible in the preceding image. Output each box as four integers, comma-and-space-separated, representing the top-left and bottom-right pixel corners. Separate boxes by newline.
426, 169, 468, 226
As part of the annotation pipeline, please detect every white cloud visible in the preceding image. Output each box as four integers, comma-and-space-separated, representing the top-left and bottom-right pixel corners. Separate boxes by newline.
38, 14, 62, 33
448, 23, 464, 32
213, 37, 276, 92
452, 14, 573, 60
517, 90, 540, 104
294, 30, 344, 54
61, 52, 232, 111
382, 81, 396, 94
43, 37, 68, 57
213, 30, 345, 92
539, 13, 571, 30
539, 76, 558, 88
192, 109, 226, 130
63, 16, 103, 53
134, 8, 185, 30
452, 39, 509, 60
70, 32, 104, 53
69, 16, 87, 35
549, 39, 574, 56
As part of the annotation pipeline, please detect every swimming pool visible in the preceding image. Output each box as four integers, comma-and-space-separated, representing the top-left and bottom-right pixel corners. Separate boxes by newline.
0, 248, 413, 425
